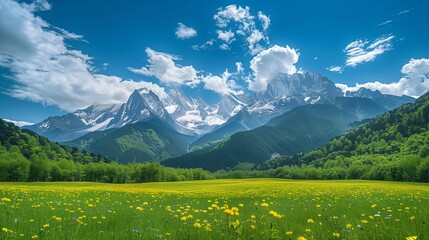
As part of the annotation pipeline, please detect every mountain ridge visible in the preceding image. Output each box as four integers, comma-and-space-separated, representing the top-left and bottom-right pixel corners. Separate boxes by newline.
27, 72, 415, 143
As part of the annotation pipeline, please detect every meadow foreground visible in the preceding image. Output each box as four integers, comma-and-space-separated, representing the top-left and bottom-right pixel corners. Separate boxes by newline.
1, 179, 428, 240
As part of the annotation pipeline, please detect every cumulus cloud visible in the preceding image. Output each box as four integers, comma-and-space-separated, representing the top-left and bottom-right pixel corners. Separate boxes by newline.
175, 22, 197, 39
128, 48, 199, 86
336, 58, 429, 97
344, 35, 395, 67
202, 69, 243, 95
216, 30, 235, 43
0, 0, 166, 111
213, 4, 270, 55
214, 5, 252, 28
247, 45, 299, 92
327, 65, 343, 73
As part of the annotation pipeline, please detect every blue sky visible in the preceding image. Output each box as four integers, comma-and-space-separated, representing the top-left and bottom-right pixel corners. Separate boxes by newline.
1, 0, 429, 123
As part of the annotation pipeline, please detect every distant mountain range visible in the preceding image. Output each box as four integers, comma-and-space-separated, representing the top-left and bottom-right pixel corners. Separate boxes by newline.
25, 72, 415, 166
161, 100, 385, 171
260, 91, 429, 182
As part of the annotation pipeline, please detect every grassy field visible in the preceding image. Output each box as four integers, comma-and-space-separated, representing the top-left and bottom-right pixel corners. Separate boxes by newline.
0, 179, 428, 240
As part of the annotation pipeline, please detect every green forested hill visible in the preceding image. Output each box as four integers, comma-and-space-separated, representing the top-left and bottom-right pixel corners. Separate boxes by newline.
63, 118, 195, 164
162, 104, 358, 171
262, 92, 429, 182
0, 119, 212, 182
0, 119, 107, 181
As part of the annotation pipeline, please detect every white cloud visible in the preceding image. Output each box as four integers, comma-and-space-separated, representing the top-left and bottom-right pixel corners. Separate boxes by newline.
257, 11, 270, 31
192, 39, 215, 51
21, 0, 51, 12
398, 9, 411, 15
336, 58, 429, 98
247, 45, 299, 92
344, 35, 395, 67
214, 5, 252, 28
213, 4, 270, 55
219, 43, 230, 51
236, 62, 244, 74
0, 0, 166, 111
327, 65, 343, 73
202, 69, 243, 95
175, 22, 197, 39
216, 30, 235, 43
247, 29, 266, 55
378, 19, 393, 26
128, 48, 199, 86
4, 119, 34, 127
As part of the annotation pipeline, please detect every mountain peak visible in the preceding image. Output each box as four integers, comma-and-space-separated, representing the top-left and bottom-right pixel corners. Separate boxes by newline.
265, 72, 342, 99
107, 87, 174, 129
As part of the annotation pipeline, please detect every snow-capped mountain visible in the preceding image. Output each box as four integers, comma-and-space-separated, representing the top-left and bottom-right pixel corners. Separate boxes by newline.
27, 71, 415, 143
74, 104, 122, 131
162, 89, 219, 135
107, 89, 175, 129
217, 93, 247, 119
265, 72, 342, 99
161, 89, 247, 135
344, 87, 415, 110
246, 72, 343, 122
26, 103, 121, 142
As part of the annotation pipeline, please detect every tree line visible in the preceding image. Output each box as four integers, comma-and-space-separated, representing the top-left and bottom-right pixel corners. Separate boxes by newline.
0, 119, 213, 183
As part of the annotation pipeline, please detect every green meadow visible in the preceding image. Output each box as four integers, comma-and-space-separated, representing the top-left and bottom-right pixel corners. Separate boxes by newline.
1, 179, 428, 240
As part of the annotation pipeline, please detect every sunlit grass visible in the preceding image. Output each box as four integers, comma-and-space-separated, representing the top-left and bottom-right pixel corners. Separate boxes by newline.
1, 179, 428, 239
